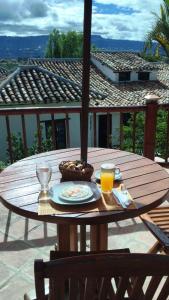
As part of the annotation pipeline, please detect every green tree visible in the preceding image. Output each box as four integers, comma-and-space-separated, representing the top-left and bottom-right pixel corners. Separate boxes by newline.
146, 0, 169, 57
123, 110, 168, 159
122, 112, 145, 155
140, 40, 161, 62
45, 30, 83, 58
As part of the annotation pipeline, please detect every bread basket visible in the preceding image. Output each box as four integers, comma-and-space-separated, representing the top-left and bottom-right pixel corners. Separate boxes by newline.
59, 160, 94, 181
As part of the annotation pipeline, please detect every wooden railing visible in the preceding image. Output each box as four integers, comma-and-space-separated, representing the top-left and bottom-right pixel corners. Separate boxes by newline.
0, 99, 169, 166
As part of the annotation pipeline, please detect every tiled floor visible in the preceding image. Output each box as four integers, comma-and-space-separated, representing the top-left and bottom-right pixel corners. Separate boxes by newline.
0, 200, 160, 300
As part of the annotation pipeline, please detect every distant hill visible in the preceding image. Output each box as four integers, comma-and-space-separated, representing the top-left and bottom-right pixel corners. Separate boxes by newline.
0, 35, 146, 59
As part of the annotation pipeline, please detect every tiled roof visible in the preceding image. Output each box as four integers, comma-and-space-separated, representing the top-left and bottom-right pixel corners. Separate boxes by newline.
0, 65, 105, 106
30, 58, 169, 106
0, 66, 8, 83
0, 66, 7, 76
91, 51, 160, 71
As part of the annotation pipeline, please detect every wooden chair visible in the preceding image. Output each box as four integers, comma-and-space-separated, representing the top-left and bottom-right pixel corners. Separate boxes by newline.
33, 253, 169, 300
24, 249, 130, 300
140, 201, 169, 254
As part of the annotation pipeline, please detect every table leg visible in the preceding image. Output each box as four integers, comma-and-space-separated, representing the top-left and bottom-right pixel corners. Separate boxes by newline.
90, 224, 108, 251
57, 224, 78, 251
70, 225, 78, 251
57, 224, 70, 251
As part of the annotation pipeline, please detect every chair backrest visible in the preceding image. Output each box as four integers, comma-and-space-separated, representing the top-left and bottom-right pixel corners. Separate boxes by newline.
34, 253, 169, 300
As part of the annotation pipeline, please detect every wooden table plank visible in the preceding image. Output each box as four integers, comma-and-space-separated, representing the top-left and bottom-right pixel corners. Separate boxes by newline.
1, 147, 169, 251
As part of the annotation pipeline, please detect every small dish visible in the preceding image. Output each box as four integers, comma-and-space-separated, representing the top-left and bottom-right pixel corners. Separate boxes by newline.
95, 170, 122, 181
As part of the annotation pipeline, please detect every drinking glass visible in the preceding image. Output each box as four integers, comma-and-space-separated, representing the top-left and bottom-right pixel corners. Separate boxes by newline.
36, 161, 52, 192
100, 163, 115, 193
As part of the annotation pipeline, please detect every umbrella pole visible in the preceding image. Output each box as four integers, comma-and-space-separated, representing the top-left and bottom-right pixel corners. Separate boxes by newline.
81, 0, 92, 162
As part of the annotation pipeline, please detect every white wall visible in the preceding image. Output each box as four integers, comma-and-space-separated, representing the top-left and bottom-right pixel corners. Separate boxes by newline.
150, 71, 158, 80
131, 72, 138, 81
111, 112, 120, 147
0, 111, 121, 162
91, 57, 117, 81
92, 57, 158, 82
69, 113, 81, 147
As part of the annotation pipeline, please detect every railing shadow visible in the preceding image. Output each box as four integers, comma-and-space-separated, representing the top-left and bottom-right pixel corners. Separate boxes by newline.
0, 209, 146, 251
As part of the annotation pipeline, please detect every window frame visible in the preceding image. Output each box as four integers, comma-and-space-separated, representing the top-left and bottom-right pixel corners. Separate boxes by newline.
138, 72, 150, 81
118, 71, 131, 82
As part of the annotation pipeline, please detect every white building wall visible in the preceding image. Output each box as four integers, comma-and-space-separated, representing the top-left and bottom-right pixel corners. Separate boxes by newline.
92, 57, 158, 82
131, 72, 138, 81
69, 113, 81, 147
150, 71, 158, 80
91, 57, 117, 81
0, 111, 121, 162
111, 113, 120, 147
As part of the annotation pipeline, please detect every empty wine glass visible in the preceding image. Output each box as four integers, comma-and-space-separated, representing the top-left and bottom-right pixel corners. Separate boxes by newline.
36, 161, 52, 192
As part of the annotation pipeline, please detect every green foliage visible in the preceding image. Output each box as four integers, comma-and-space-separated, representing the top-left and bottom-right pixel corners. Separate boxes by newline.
155, 109, 168, 157
7, 133, 25, 162
7, 127, 54, 162
0, 59, 19, 71
140, 40, 161, 61
28, 126, 53, 155
145, 0, 169, 57
45, 30, 83, 58
122, 110, 168, 159
122, 113, 145, 155
45, 29, 97, 58
0, 161, 8, 171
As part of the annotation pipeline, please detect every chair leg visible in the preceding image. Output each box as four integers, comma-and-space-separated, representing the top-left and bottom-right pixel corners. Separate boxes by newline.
148, 241, 162, 254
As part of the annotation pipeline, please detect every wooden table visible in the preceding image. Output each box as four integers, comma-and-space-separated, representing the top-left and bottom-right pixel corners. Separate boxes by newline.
1, 147, 169, 251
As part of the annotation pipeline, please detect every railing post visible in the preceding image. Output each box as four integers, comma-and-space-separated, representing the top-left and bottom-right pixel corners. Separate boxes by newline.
144, 94, 160, 160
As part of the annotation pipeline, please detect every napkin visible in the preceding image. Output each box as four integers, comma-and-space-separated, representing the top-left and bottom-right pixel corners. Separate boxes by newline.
112, 187, 132, 208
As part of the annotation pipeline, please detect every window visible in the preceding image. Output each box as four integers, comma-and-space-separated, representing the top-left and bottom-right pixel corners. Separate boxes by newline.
118, 72, 130, 82
43, 119, 66, 149
138, 72, 150, 81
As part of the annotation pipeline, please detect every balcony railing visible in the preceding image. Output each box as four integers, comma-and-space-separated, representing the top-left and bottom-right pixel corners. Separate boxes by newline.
0, 98, 169, 167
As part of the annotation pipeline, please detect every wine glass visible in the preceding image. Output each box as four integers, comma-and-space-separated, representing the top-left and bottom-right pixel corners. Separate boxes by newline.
36, 161, 52, 192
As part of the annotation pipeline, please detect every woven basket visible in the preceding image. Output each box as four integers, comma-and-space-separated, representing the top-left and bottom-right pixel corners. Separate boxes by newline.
59, 161, 94, 182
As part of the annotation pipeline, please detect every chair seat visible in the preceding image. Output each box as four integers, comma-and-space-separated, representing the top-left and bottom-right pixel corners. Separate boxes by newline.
140, 201, 169, 254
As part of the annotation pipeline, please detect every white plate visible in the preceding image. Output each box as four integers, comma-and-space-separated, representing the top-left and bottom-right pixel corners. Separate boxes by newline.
49, 181, 101, 206
95, 170, 122, 181
59, 184, 93, 202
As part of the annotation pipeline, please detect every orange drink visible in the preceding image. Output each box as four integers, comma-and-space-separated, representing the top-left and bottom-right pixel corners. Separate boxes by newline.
100, 163, 115, 193
101, 172, 114, 192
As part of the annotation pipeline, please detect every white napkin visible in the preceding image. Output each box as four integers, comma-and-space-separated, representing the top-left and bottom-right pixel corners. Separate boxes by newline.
112, 188, 132, 208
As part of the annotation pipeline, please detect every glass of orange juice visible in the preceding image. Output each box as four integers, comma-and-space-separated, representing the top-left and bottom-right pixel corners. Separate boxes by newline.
100, 163, 115, 193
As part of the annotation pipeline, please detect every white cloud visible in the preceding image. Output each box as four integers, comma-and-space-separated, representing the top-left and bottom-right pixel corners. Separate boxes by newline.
94, 0, 161, 13
92, 0, 162, 40
0, 0, 163, 40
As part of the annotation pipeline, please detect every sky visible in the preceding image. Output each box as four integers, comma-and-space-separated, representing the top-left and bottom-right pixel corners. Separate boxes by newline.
0, 0, 163, 41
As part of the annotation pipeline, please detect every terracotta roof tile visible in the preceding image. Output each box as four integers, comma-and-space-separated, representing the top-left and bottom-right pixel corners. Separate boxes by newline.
0, 65, 105, 106
91, 51, 160, 71
29, 57, 169, 106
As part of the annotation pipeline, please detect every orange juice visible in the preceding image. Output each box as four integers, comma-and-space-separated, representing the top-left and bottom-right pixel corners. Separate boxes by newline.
101, 172, 114, 192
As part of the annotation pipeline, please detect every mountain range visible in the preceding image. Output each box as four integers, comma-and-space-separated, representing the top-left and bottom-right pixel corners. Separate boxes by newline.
0, 35, 146, 59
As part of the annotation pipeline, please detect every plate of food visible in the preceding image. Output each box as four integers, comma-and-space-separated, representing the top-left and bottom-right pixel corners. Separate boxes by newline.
49, 181, 101, 205
95, 170, 122, 181
59, 184, 93, 202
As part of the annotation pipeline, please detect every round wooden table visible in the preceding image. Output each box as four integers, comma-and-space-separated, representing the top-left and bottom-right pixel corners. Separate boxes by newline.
0, 147, 169, 251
